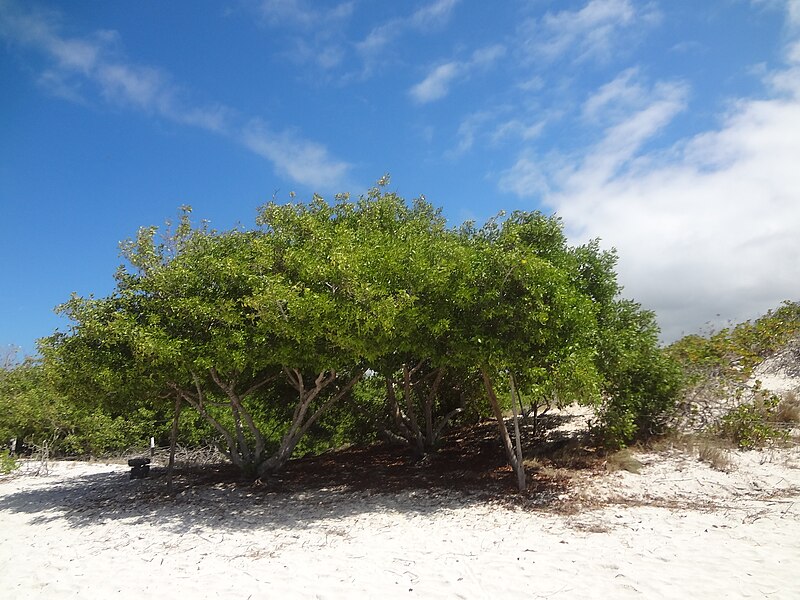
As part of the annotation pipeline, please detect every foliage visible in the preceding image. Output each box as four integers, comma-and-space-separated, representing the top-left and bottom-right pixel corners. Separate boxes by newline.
50, 207, 370, 475
29, 178, 680, 483
717, 393, 788, 449
595, 300, 683, 448
460, 211, 603, 401
0, 452, 19, 475
0, 355, 163, 456
666, 300, 800, 435
667, 301, 800, 383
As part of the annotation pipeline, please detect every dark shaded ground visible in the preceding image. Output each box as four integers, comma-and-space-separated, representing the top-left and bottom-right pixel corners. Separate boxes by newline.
169, 416, 603, 503
0, 415, 604, 532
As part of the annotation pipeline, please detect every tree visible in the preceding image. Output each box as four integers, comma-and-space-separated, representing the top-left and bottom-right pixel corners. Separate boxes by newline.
52, 207, 366, 477
46, 184, 680, 487
443, 211, 603, 490
0, 350, 157, 456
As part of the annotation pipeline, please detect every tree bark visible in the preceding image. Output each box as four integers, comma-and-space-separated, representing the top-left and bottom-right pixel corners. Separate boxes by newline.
480, 366, 526, 492
167, 395, 182, 493
403, 364, 425, 456
257, 369, 363, 477
169, 380, 242, 468
386, 377, 414, 441
423, 367, 445, 446
508, 373, 526, 493
209, 368, 268, 465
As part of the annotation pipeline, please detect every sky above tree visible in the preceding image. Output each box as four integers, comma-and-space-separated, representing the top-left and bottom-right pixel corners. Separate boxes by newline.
2, 0, 799, 354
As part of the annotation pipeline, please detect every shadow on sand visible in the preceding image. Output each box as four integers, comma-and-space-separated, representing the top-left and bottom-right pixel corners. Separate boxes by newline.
0, 416, 599, 535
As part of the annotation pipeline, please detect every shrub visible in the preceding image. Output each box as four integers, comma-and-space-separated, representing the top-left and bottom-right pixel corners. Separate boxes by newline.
605, 448, 643, 473
697, 440, 733, 471
0, 453, 20, 475
718, 394, 788, 449
594, 300, 683, 449
775, 391, 800, 425
667, 301, 800, 383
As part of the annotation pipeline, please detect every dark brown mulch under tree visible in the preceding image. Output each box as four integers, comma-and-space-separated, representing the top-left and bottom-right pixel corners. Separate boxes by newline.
161, 418, 603, 507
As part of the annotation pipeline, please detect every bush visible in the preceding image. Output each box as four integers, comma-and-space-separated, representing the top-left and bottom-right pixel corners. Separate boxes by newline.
718, 394, 788, 449
0, 453, 20, 475
59, 411, 148, 456
697, 440, 733, 471
775, 391, 800, 425
667, 301, 800, 383
595, 301, 683, 449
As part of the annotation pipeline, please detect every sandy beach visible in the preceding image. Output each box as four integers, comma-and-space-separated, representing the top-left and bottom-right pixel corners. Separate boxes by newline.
2, 444, 799, 600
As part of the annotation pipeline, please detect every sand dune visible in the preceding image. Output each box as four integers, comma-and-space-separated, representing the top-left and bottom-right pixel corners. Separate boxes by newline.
2, 446, 799, 599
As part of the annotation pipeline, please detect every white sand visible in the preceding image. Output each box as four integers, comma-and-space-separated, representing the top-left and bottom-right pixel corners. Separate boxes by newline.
2, 449, 799, 599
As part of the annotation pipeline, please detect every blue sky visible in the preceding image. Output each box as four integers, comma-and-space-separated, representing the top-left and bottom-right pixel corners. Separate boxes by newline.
2, 0, 800, 356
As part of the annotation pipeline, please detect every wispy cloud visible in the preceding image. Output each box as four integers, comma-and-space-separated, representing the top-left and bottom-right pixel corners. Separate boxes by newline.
581, 67, 645, 121
791, 0, 800, 24
256, 0, 354, 71
500, 41, 800, 341
518, 0, 660, 64
0, 1, 351, 189
410, 62, 461, 104
491, 118, 545, 144
240, 121, 352, 190
356, 0, 461, 68
257, 0, 354, 29
501, 71, 688, 196
409, 0, 460, 29
447, 111, 494, 157
409, 44, 505, 104
448, 109, 545, 160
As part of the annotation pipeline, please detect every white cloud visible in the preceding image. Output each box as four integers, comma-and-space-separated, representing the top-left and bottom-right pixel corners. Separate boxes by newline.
517, 76, 545, 92
570, 80, 689, 187
501, 58, 800, 342
501, 73, 688, 196
357, 0, 460, 66
447, 111, 493, 157
241, 121, 352, 190
409, 44, 506, 104
410, 62, 461, 103
258, 0, 354, 28
447, 108, 545, 160
0, 1, 351, 190
491, 118, 545, 144
356, 25, 395, 58
256, 0, 354, 71
520, 0, 659, 64
470, 44, 506, 68
581, 67, 644, 121
410, 0, 460, 29
96, 63, 166, 110
791, 0, 800, 24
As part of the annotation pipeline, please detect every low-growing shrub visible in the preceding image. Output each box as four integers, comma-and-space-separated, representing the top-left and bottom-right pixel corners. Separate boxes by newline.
775, 391, 800, 425
605, 448, 643, 473
718, 394, 788, 449
0, 453, 20, 475
697, 440, 733, 471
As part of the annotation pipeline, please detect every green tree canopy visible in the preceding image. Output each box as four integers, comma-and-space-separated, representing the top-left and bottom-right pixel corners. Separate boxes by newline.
42, 182, 679, 485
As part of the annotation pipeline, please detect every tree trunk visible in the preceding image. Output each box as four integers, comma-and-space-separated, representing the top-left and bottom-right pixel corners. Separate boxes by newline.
423, 367, 445, 446
257, 370, 363, 477
167, 395, 182, 493
508, 373, 526, 493
403, 364, 425, 456
170, 382, 242, 469
209, 368, 269, 466
480, 366, 526, 492
386, 377, 413, 441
